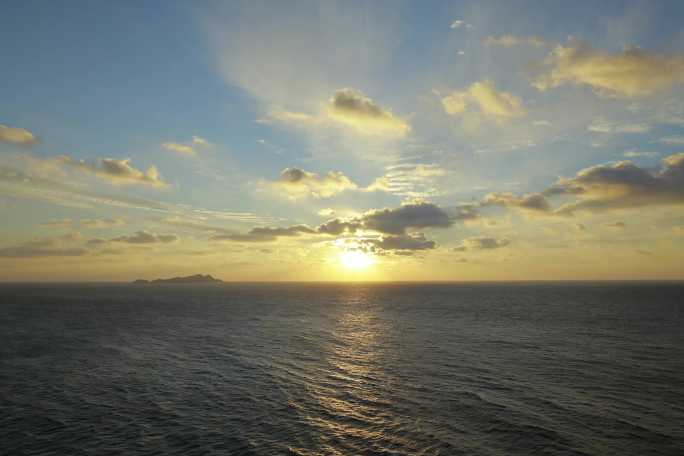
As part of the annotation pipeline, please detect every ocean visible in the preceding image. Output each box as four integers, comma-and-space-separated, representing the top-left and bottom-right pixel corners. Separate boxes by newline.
1, 282, 683, 455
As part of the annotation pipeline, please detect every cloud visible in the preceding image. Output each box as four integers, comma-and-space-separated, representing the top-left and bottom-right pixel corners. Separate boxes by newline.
549, 153, 684, 214
39, 219, 72, 229
0, 124, 36, 146
211, 225, 315, 242
318, 208, 336, 217
531, 38, 684, 97
263, 88, 410, 138
212, 202, 455, 248
80, 218, 125, 229
362, 233, 436, 254
0, 233, 88, 258
273, 167, 357, 198
326, 88, 410, 137
317, 201, 454, 236
623, 150, 657, 158
110, 231, 178, 244
483, 35, 549, 48
316, 218, 362, 236
191, 136, 210, 147
366, 163, 446, 197
481, 192, 552, 213
587, 120, 650, 134
57, 156, 168, 188
450, 19, 473, 30
658, 135, 684, 145
360, 202, 454, 234
162, 142, 195, 155
454, 237, 510, 251
262, 110, 319, 126
161, 136, 211, 156
442, 80, 525, 120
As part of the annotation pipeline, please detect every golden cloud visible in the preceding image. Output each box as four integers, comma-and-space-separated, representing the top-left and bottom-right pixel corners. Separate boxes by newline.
532, 38, 684, 97
442, 80, 525, 120
0, 124, 36, 146
272, 167, 358, 199
57, 156, 168, 188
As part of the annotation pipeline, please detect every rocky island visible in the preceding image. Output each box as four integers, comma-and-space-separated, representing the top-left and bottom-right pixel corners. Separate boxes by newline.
133, 274, 223, 284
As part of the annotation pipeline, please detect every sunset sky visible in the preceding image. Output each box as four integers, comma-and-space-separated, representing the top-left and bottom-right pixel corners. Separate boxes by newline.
2, 0, 684, 281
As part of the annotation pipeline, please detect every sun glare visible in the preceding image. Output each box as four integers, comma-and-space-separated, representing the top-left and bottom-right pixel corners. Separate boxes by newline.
339, 250, 375, 270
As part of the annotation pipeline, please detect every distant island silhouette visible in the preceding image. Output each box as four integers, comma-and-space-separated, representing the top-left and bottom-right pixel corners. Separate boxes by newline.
133, 274, 223, 284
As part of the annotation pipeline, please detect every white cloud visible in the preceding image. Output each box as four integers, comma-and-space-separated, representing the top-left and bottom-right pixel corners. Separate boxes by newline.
658, 135, 684, 145
623, 150, 657, 158
483, 35, 549, 48
450, 19, 473, 30
587, 120, 650, 134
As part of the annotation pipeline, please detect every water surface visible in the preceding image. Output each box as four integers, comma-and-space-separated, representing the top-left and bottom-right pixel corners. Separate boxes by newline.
1, 282, 683, 455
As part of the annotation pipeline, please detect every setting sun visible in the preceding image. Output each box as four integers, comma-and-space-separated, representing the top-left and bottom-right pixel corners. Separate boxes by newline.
339, 250, 375, 270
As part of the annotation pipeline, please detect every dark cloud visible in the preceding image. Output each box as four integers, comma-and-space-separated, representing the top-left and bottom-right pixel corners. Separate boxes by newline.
365, 233, 436, 253
481, 192, 552, 213
454, 237, 510, 251
211, 225, 315, 242
275, 167, 357, 198
0, 233, 88, 258
316, 218, 362, 236
80, 218, 125, 229
358, 202, 454, 235
551, 153, 684, 214
328, 88, 410, 136
317, 202, 454, 236
38, 219, 72, 229
111, 231, 178, 244
216, 202, 454, 247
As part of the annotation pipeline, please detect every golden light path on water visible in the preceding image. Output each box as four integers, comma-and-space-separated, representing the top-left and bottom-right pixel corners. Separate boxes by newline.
293, 285, 397, 455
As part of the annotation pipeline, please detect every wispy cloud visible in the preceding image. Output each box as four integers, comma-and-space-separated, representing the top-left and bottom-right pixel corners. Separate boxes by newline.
442, 80, 525, 122
483, 35, 549, 48
161, 136, 211, 156
532, 38, 684, 97
454, 237, 510, 251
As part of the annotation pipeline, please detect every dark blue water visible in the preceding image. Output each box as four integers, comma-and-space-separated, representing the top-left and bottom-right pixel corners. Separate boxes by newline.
1, 282, 683, 455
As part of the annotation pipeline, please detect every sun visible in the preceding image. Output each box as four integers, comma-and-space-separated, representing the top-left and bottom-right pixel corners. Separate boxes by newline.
339, 250, 375, 270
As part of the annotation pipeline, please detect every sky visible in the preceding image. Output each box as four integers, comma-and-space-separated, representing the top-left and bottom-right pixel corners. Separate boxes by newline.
1, 0, 684, 281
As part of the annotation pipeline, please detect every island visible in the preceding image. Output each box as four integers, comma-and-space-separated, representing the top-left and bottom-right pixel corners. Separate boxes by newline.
133, 274, 223, 284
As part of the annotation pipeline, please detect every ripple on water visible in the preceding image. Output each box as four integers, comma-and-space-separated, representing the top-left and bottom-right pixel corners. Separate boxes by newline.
0, 282, 683, 455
